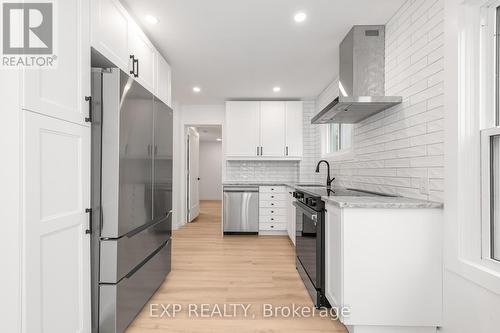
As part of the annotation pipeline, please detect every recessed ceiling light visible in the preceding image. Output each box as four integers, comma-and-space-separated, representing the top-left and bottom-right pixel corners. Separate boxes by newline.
273, 86, 281, 92
145, 15, 158, 24
216, 138, 222, 142
193, 86, 201, 93
294, 12, 307, 23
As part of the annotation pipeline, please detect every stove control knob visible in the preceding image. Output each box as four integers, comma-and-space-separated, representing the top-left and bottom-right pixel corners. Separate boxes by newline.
309, 198, 317, 206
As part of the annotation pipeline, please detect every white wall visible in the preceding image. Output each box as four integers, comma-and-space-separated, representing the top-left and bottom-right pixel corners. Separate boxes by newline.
199, 141, 223, 200
173, 104, 225, 229
315, 0, 445, 202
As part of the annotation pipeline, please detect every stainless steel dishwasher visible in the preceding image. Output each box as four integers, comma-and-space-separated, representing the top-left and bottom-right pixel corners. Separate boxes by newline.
223, 185, 259, 234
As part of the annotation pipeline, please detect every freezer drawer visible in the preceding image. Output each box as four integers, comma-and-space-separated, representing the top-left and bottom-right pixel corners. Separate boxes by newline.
99, 239, 171, 333
100, 214, 171, 283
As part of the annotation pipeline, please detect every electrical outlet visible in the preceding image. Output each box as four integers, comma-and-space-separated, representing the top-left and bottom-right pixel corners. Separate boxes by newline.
419, 177, 429, 195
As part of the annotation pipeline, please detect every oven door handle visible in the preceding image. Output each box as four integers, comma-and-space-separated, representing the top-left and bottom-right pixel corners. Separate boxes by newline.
293, 201, 318, 223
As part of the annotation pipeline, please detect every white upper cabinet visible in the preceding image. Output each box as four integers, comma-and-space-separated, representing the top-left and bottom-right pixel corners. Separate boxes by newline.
91, 0, 171, 102
224, 101, 303, 159
128, 21, 156, 93
23, 0, 90, 125
225, 101, 260, 157
156, 55, 172, 106
285, 101, 303, 157
91, 0, 129, 69
260, 102, 286, 157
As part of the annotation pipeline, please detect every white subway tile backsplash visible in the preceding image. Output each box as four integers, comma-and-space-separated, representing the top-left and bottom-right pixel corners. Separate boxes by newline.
311, 0, 444, 202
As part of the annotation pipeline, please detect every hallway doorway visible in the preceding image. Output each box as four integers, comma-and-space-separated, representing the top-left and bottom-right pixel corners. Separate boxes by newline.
185, 125, 222, 223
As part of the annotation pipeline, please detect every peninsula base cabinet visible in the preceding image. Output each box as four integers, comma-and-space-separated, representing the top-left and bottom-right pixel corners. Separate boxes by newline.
324, 203, 442, 333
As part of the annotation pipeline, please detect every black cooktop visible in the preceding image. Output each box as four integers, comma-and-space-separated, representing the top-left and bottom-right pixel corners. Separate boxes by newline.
295, 186, 376, 198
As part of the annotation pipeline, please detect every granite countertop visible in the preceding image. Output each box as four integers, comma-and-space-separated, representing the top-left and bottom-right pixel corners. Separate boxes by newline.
222, 181, 443, 209
321, 195, 443, 209
222, 181, 320, 187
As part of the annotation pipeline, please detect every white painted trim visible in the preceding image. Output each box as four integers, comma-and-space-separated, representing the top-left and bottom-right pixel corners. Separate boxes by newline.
444, 0, 500, 294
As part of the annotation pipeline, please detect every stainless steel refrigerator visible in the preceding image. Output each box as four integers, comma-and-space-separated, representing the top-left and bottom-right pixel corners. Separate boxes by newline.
90, 68, 173, 333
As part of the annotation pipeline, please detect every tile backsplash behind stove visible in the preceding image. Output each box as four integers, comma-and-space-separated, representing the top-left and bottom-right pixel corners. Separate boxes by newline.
225, 160, 299, 182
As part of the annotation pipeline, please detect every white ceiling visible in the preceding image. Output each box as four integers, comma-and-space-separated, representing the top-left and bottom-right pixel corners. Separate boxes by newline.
196, 126, 222, 142
121, 0, 405, 105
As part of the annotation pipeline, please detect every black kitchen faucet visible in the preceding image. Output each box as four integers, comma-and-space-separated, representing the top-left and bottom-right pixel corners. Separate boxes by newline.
315, 160, 335, 188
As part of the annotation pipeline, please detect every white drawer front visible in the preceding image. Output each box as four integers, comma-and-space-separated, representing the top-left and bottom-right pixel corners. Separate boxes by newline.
259, 186, 285, 193
260, 208, 286, 216
259, 215, 286, 223
259, 222, 287, 231
260, 193, 286, 201
259, 200, 286, 208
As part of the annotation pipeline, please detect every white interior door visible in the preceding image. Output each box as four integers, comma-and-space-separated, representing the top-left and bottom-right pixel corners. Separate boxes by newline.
187, 127, 200, 222
23, 111, 90, 333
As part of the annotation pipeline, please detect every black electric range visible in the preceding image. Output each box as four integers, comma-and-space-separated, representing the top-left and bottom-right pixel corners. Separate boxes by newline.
293, 186, 377, 308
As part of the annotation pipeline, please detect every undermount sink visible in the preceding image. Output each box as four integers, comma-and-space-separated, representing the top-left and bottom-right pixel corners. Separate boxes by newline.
296, 184, 325, 187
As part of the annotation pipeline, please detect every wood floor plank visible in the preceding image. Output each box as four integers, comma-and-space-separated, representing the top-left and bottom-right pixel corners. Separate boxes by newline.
126, 200, 347, 333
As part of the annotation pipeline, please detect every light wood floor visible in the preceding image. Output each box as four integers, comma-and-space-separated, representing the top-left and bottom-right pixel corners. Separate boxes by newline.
126, 200, 347, 333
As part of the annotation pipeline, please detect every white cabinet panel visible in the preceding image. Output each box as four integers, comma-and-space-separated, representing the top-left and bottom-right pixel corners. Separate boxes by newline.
128, 21, 156, 93
91, 0, 129, 69
286, 188, 296, 245
225, 101, 260, 157
156, 55, 172, 106
259, 186, 285, 193
325, 204, 343, 308
224, 101, 302, 159
24, 0, 90, 125
260, 101, 285, 157
23, 111, 90, 333
285, 101, 303, 157
259, 222, 287, 231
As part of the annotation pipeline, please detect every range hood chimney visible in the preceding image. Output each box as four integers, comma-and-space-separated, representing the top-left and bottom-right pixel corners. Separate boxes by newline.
311, 25, 402, 124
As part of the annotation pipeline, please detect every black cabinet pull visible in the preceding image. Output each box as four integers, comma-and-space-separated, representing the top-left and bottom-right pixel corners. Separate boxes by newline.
85, 208, 92, 234
84, 96, 92, 122
257, 146, 259, 156
286, 146, 289, 156
134, 58, 139, 77
129, 55, 136, 75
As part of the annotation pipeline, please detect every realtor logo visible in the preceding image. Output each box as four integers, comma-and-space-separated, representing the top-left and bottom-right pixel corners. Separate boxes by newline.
2, 1, 56, 67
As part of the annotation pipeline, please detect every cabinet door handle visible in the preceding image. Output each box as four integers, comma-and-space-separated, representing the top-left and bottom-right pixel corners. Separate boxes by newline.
129, 55, 136, 75
286, 146, 289, 156
257, 146, 259, 156
84, 96, 92, 122
260, 146, 263, 155
134, 58, 139, 77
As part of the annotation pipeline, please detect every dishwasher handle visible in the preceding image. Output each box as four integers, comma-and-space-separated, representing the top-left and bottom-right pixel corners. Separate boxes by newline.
223, 187, 259, 193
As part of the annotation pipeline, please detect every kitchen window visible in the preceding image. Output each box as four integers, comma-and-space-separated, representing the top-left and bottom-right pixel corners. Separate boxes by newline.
481, 5, 500, 264
323, 123, 353, 157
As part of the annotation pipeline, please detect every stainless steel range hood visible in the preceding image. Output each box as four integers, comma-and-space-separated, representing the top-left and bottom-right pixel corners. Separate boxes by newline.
311, 25, 402, 124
